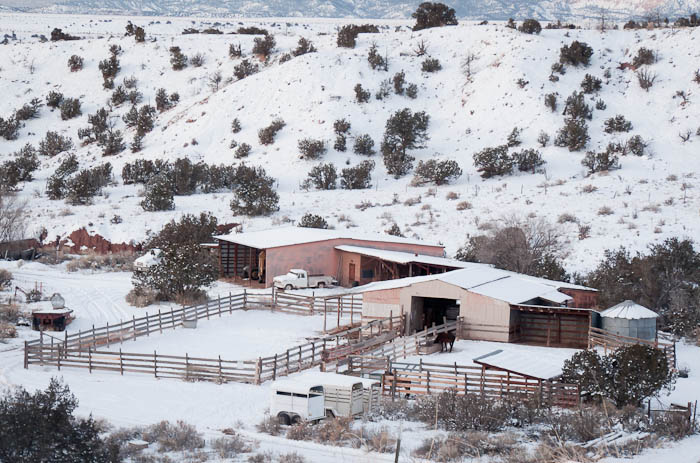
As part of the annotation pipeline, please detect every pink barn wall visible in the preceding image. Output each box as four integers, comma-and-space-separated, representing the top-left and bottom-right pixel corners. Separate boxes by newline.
264, 238, 443, 287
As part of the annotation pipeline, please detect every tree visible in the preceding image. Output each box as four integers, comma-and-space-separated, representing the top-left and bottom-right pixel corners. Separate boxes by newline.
298, 138, 326, 159
0, 379, 111, 462
234, 59, 259, 80
336, 24, 379, 48
59, 98, 81, 120
340, 160, 374, 189
412, 159, 462, 185
353, 134, 375, 156
354, 84, 370, 103
581, 147, 620, 174
562, 345, 675, 407
0, 193, 26, 243
141, 174, 175, 211
230, 164, 279, 216
38, 131, 73, 157
252, 35, 276, 59
169, 46, 188, 70
134, 242, 217, 302
258, 118, 285, 145
603, 115, 633, 133
559, 41, 594, 67
298, 213, 329, 229
455, 217, 567, 281
303, 163, 337, 190
513, 148, 545, 173
293, 37, 316, 56
412, 2, 458, 31
554, 117, 589, 152
67, 54, 83, 72
518, 19, 542, 34
472, 145, 513, 178
581, 74, 602, 93
381, 108, 430, 177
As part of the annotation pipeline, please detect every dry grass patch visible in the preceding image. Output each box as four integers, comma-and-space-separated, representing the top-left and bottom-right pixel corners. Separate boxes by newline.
598, 206, 614, 216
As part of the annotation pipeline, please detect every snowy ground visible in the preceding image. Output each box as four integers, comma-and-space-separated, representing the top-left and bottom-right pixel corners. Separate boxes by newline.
1, 263, 700, 460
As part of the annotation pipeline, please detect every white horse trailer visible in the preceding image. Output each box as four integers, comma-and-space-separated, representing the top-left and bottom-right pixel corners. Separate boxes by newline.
295, 372, 380, 418
270, 379, 325, 425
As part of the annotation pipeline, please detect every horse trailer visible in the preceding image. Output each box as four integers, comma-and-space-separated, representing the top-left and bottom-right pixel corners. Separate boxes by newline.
270, 379, 325, 425
271, 373, 380, 424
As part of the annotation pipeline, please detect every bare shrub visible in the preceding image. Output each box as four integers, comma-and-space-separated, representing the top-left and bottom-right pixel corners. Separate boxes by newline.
598, 206, 613, 216
256, 414, 281, 436
66, 253, 134, 272
125, 287, 158, 307
446, 191, 459, 200
142, 421, 204, 452
286, 421, 313, 441
557, 213, 578, 224
0, 322, 17, 340
211, 433, 251, 457
456, 201, 472, 210
277, 452, 307, 463
581, 184, 597, 193
356, 426, 396, 453
0, 269, 11, 289
637, 68, 657, 91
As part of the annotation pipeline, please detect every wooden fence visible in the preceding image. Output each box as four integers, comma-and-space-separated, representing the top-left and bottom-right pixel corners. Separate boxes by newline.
24, 311, 399, 386
345, 357, 579, 407
25, 290, 362, 354
588, 326, 676, 369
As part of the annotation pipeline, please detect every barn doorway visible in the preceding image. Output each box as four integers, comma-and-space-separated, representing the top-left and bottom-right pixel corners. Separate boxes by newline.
409, 296, 459, 333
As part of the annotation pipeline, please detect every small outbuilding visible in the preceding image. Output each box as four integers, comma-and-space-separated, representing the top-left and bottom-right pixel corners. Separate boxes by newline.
600, 300, 658, 341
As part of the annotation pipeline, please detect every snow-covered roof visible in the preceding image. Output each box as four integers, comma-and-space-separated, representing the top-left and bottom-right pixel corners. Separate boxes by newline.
600, 300, 659, 320
335, 245, 472, 268
272, 372, 378, 394
295, 371, 378, 388
350, 265, 594, 306
473, 349, 571, 380
214, 226, 440, 249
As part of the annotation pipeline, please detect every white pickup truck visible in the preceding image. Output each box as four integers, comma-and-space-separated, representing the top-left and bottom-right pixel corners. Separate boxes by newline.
273, 269, 338, 290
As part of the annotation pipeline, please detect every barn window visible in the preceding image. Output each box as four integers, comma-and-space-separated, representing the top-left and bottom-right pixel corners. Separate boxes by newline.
361, 269, 374, 278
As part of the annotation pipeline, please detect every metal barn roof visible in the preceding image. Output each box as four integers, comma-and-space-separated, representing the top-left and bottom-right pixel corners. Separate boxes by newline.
350, 265, 596, 306
600, 300, 659, 320
214, 226, 440, 249
335, 245, 471, 268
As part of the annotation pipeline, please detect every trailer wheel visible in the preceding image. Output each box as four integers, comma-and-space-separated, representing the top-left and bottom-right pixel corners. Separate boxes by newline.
277, 413, 291, 426
291, 415, 302, 425
317, 282, 325, 288
325, 410, 336, 419
285, 284, 293, 291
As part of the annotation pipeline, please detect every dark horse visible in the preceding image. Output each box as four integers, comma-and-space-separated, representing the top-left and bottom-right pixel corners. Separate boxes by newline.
434, 332, 456, 353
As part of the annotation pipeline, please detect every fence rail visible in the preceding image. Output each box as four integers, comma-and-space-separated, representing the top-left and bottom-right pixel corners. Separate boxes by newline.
588, 326, 676, 369
24, 292, 410, 386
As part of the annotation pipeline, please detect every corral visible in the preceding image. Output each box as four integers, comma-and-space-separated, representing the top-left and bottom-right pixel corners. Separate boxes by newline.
214, 227, 468, 287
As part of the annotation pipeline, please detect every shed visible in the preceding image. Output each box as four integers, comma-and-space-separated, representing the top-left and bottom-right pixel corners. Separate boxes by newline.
473, 349, 571, 381
600, 300, 658, 341
352, 266, 598, 347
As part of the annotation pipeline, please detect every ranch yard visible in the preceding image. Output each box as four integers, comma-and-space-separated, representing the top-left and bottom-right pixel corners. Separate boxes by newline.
2, 261, 700, 462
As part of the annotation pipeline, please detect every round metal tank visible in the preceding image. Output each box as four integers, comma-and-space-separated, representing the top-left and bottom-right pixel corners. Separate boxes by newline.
600, 300, 658, 341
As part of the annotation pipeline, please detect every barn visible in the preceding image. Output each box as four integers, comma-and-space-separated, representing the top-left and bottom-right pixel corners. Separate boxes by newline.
352, 265, 598, 348
214, 227, 469, 287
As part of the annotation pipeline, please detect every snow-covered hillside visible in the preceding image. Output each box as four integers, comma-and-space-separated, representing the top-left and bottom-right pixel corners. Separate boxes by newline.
1, 13, 699, 272
1, 0, 699, 21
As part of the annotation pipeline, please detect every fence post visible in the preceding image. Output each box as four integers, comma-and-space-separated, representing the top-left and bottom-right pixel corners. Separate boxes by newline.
312, 343, 316, 365
132, 316, 137, 341
298, 345, 302, 370
119, 349, 123, 375
229, 292, 233, 313
23, 341, 28, 369
273, 354, 277, 380
351, 295, 354, 325
218, 297, 222, 317
92, 324, 96, 347
255, 357, 262, 385
39, 329, 44, 366
154, 350, 158, 378
323, 299, 327, 333
158, 310, 163, 334
57, 345, 61, 371
185, 353, 190, 381
219, 356, 223, 382
88, 347, 92, 373
243, 289, 247, 309
106, 322, 110, 347
146, 313, 150, 337
310, 293, 314, 315
206, 301, 210, 320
